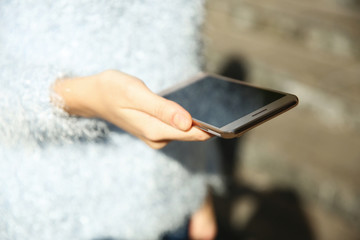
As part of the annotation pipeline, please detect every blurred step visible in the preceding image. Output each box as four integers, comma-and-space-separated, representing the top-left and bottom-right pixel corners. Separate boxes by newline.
324, 0, 360, 9
236, 106, 360, 235
207, 0, 360, 60
292, 0, 360, 9
203, 8, 360, 131
235, 170, 360, 240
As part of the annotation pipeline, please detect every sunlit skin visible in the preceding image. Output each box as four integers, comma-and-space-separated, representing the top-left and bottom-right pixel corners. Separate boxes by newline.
52, 70, 217, 239
189, 192, 217, 240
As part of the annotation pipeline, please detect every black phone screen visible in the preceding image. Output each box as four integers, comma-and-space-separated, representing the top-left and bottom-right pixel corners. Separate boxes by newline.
163, 76, 285, 128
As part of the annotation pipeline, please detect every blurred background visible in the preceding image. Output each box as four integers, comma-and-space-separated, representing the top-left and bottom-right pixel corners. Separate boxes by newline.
201, 0, 360, 239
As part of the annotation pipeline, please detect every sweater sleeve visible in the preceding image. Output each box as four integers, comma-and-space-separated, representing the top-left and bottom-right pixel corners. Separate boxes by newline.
0, 64, 109, 147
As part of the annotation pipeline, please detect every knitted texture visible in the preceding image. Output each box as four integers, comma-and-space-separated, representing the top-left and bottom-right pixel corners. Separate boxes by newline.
0, 0, 222, 239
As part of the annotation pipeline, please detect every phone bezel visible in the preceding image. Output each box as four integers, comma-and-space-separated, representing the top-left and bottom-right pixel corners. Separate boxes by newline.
159, 73, 298, 138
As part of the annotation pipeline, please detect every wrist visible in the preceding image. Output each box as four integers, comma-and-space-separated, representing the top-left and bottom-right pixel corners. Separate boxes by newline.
52, 75, 101, 118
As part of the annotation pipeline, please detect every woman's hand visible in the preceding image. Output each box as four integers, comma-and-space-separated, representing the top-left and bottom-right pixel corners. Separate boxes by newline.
52, 70, 211, 149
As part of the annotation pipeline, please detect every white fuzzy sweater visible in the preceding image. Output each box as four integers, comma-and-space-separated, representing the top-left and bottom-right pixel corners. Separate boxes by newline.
0, 0, 222, 239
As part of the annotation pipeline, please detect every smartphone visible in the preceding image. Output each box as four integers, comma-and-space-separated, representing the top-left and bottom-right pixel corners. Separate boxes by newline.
160, 73, 298, 138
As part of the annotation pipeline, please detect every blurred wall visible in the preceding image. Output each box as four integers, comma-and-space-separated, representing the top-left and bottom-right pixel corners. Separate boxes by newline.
202, 0, 360, 239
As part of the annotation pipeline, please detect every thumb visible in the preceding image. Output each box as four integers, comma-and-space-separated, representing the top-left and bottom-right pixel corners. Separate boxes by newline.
146, 93, 193, 131
131, 89, 192, 131
154, 95, 193, 131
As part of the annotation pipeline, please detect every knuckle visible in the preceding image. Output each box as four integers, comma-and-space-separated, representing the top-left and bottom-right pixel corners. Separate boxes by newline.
143, 138, 168, 149
100, 69, 119, 80
143, 128, 162, 142
149, 142, 167, 150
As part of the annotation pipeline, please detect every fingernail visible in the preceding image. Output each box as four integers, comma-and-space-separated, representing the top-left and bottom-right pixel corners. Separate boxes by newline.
173, 113, 191, 130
